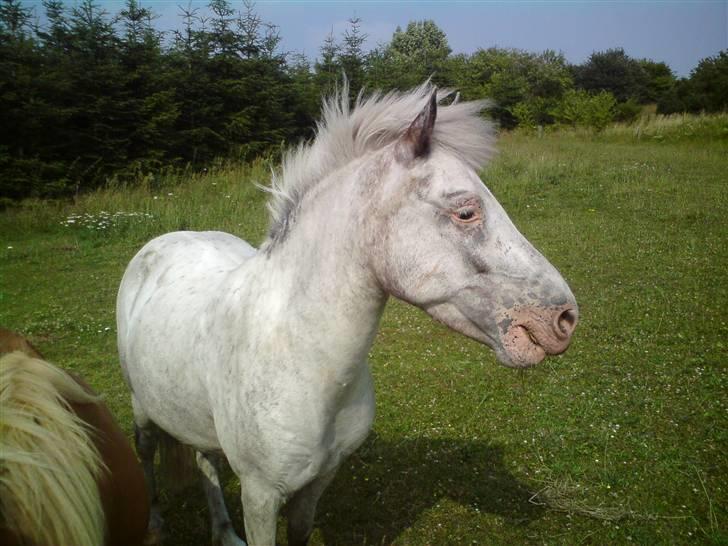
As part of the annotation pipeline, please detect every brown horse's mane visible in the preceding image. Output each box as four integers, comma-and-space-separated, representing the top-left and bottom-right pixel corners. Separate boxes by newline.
0, 351, 106, 546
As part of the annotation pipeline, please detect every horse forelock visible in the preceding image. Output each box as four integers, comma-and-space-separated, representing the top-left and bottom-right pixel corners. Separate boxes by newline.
0, 352, 106, 546
262, 81, 496, 249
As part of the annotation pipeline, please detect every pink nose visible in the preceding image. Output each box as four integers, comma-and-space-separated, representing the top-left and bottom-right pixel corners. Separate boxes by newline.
554, 306, 578, 346
534, 304, 578, 355
500, 304, 578, 367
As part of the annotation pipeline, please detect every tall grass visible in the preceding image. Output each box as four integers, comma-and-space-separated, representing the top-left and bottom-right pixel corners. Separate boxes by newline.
605, 111, 728, 141
2, 160, 273, 246
519, 111, 728, 143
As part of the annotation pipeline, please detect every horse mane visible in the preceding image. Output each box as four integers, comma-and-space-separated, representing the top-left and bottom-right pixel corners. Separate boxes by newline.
0, 351, 106, 546
262, 81, 496, 247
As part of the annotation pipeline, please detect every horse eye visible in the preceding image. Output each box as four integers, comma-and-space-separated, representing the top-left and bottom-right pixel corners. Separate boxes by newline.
453, 207, 479, 223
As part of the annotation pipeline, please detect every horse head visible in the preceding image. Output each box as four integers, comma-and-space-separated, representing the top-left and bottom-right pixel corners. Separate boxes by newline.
368, 90, 578, 367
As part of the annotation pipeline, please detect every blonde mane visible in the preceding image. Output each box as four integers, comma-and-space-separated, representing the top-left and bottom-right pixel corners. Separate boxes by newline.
263, 82, 496, 246
0, 351, 106, 546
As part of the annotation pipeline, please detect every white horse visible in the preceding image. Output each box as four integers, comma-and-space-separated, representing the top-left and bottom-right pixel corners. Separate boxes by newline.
117, 83, 578, 546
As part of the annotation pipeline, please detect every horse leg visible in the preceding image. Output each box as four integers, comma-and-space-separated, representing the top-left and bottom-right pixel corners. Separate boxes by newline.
240, 477, 283, 546
132, 401, 163, 544
285, 470, 337, 546
196, 451, 246, 546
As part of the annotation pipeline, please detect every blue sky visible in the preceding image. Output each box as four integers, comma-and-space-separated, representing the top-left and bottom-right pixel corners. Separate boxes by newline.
24, 1, 728, 76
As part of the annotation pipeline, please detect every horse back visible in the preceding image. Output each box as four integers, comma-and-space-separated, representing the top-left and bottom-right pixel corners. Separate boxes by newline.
118, 230, 256, 331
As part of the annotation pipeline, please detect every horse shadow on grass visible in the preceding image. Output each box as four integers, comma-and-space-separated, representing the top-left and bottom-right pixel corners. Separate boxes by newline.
315, 433, 543, 545
159, 434, 542, 545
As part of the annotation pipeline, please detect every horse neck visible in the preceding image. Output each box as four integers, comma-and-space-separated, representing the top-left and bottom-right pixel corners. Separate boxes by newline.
248, 157, 388, 367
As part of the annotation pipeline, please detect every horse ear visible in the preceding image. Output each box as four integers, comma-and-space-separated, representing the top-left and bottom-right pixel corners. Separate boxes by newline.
399, 89, 437, 161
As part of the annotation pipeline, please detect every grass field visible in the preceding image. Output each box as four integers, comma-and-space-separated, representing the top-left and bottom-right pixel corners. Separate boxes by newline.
1, 125, 726, 545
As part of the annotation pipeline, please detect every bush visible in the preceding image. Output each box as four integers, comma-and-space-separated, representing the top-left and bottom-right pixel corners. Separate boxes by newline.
550, 89, 616, 131
614, 99, 643, 123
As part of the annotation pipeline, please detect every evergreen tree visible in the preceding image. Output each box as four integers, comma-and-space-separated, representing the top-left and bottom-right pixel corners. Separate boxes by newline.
64, 0, 128, 185
287, 53, 319, 137
208, 0, 236, 58
0, 0, 31, 38
314, 29, 340, 96
117, 0, 178, 171
339, 16, 367, 99
38, 0, 70, 51
0, 0, 44, 197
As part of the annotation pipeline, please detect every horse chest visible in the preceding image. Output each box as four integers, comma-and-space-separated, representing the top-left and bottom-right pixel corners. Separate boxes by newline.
291, 376, 376, 491
214, 359, 376, 492
328, 375, 376, 461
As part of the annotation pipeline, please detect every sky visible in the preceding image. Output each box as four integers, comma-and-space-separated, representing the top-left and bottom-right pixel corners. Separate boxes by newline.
24, 1, 728, 77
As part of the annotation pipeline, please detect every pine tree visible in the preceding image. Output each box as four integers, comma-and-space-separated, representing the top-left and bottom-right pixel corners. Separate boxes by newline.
314, 28, 340, 96
0, 0, 44, 197
117, 0, 179, 172
339, 16, 367, 100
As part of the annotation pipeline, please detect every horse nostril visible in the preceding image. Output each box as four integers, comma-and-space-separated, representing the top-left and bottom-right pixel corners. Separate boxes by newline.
556, 307, 578, 338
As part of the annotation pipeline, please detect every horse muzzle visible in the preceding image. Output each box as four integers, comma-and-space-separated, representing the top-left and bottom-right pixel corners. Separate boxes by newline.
498, 304, 579, 368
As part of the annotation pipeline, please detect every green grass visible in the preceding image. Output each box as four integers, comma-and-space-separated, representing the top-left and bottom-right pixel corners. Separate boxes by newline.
1, 129, 726, 545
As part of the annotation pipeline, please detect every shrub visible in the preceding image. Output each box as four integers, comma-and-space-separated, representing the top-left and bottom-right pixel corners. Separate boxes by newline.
614, 99, 643, 123
550, 89, 616, 131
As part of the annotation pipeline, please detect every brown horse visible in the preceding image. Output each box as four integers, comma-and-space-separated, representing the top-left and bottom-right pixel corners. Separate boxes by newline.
0, 329, 149, 546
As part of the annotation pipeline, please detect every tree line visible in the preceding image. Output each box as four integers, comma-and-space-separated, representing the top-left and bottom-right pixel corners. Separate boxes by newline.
1, 0, 725, 199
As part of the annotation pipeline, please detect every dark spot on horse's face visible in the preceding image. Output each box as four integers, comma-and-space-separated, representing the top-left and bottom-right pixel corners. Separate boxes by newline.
500, 295, 514, 308
498, 317, 513, 334
471, 228, 486, 246
474, 261, 490, 275
414, 176, 432, 201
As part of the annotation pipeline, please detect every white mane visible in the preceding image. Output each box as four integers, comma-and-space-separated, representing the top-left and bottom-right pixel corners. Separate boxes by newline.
263, 82, 496, 245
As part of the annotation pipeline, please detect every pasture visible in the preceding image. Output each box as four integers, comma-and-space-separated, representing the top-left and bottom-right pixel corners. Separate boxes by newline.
1, 125, 725, 544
